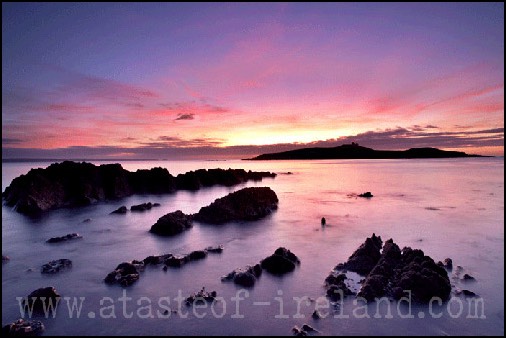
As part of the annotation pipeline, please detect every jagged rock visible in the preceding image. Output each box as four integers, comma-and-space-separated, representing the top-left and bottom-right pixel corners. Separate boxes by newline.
333, 235, 451, 303
131, 202, 153, 212
358, 192, 373, 198
325, 272, 354, 300
2, 319, 45, 336
335, 233, 382, 275
41, 259, 72, 274
194, 187, 278, 224
46, 233, 82, 243
2, 161, 276, 215
104, 262, 141, 286
261, 247, 300, 274
23, 287, 61, 312
149, 211, 193, 236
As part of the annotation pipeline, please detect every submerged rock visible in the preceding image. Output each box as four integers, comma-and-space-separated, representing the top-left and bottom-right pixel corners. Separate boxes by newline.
261, 247, 300, 274
46, 233, 82, 243
110, 206, 127, 214
194, 187, 279, 224
23, 287, 61, 312
2, 318, 45, 336
2, 161, 276, 215
104, 262, 142, 287
149, 211, 193, 236
41, 259, 72, 274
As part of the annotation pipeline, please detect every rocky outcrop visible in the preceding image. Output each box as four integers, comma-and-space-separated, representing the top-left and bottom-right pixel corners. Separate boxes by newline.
335, 233, 382, 275
46, 233, 82, 243
149, 211, 193, 236
185, 287, 217, 305
358, 192, 373, 198
23, 287, 61, 312
131, 202, 154, 212
324, 272, 354, 300
332, 235, 451, 303
41, 259, 72, 274
194, 187, 278, 224
2, 161, 276, 215
222, 264, 263, 287
2, 319, 45, 336
261, 247, 300, 274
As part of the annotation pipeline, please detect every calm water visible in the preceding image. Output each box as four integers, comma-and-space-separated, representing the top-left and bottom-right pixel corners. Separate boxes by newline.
2, 158, 504, 335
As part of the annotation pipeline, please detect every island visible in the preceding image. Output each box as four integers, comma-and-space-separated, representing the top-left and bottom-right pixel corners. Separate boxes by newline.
2, 161, 276, 215
248, 143, 485, 160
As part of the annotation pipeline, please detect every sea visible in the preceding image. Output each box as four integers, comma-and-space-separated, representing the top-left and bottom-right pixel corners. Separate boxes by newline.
1, 158, 504, 335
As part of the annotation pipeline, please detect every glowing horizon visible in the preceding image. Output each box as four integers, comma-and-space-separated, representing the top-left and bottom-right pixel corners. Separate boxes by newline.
2, 3, 504, 159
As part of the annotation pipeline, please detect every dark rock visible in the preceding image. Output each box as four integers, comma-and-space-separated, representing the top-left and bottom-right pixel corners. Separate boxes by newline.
131, 202, 153, 212
205, 245, 224, 253
46, 233, 82, 243
292, 326, 307, 336
3, 161, 276, 215
153, 203, 161, 207
333, 235, 451, 303
463, 273, 475, 281
301, 324, 316, 332
186, 287, 217, 305
194, 187, 278, 224
110, 206, 127, 214
82, 218, 92, 223
358, 192, 373, 198
462, 289, 477, 297
312, 310, 322, 319
23, 287, 61, 313
261, 247, 300, 275
321, 217, 326, 226
325, 272, 354, 300
164, 255, 189, 268
443, 258, 453, 270
188, 250, 207, 261
143, 255, 162, 265
41, 259, 72, 274
2, 255, 9, 263
335, 233, 382, 275
104, 262, 141, 286
2, 318, 45, 336
150, 211, 193, 236
222, 264, 262, 287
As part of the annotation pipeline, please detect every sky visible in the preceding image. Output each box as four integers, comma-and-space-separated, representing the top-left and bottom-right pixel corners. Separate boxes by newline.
2, 2, 504, 159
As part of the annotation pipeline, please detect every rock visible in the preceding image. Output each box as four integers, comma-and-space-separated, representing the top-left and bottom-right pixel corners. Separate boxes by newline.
261, 247, 300, 275
463, 273, 475, 281
462, 289, 477, 297
2, 255, 9, 263
325, 272, 354, 300
164, 255, 189, 268
46, 233, 82, 243
153, 203, 161, 207
82, 218, 92, 223
222, 264, 262, 287
301, 324, 316, 332
41, 259, 72, 274
292, 326, 307, 336
150, 211, 193, 236
110, 206, 128, 214
2, 161, 276, 215
104, 262, 141, 286
2, 319, 45, 336
23, 287, 61, 312
358, 192, 373, 198
321, 217, 326, 226
333, 235, 451, 303
312, 310, 322, 319
205, 245, 224, 253
131, 202, 153, 212
194, 187, 279, 224
186, 287, 217, 304
335, 233, 382, 275
188, 250, 207, 261
443, 258, 453, 270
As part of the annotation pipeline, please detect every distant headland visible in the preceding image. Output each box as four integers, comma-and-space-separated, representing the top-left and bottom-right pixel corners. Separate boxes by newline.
248, 143, 486, 160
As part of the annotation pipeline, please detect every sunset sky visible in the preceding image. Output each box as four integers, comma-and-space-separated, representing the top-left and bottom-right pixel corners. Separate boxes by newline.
2, 3, 504, 159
